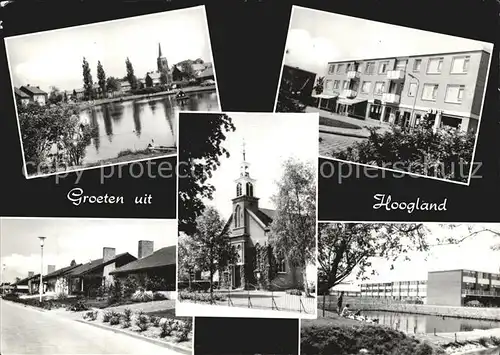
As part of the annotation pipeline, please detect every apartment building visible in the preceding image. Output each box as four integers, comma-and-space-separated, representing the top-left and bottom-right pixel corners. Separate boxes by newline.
427, 269, 500, 307
321, 49, 490, 133
360, 280, 427, 302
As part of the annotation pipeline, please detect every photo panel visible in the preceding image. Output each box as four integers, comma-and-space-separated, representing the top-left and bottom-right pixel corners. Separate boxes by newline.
275, 5, 494, 186
4, 5, 220, 180
194, 317, 300, 355
309, 221, 500, 355
0, 217, 193, 354
176, 111, 318, 319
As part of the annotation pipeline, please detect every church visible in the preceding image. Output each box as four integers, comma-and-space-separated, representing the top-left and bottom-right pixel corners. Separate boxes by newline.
145, 43, 172, 87
220, 144, 304, 291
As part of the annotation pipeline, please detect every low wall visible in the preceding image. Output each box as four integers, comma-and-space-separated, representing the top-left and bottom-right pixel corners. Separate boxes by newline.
319, 295, 500, 321
158, 291, 177, 300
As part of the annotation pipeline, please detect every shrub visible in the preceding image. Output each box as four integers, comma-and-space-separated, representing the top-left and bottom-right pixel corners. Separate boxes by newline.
131, 290, 153, 303
332, 125, 476, 183
56, 292, 68, 300
102, 311, 113, 323
2, 293, 19, 300
150, 315, 162, 327
286, 289, 303, 296
123, 308, 132, 323
160, 319, 175, 337
66, 300, 89, 312
153, 291, 167, 300
178, 290, 226, 303
109, 311, 121, 326
176, 327, 191, 342
122, 321, 131, 328
122, 276, 139, 299
135, 314, 150, 332
83, 311, 98, 321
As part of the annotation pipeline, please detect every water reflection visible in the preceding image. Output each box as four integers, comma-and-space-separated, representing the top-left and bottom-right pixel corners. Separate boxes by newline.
362, 310, 500, 334
80, 91, 218, 164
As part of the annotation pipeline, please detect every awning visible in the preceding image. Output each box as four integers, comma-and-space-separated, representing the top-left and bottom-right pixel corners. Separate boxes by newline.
337, 97, 367, 105
312, 93, 338, 99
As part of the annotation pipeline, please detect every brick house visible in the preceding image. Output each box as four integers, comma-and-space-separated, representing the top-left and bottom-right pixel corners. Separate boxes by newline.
19, 85, 48, 106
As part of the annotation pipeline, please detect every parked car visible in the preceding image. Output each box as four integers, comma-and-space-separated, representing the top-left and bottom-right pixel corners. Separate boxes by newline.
201, 79, 216, 86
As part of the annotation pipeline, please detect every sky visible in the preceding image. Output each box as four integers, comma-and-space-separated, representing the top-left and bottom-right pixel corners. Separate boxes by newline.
5, 6, 213, 93
0, 218, 177, 284
340, 223, 500, 284
201, 112, 318, 220
284, 6, 494, 76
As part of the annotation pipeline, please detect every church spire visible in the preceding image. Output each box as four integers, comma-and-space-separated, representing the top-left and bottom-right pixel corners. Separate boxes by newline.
158, 42, 162, 58
242, 139, 246, 162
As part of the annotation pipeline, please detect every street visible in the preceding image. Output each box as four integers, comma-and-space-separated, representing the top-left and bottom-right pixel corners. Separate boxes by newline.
319, 131, 366, 157
1, 300, 183, 354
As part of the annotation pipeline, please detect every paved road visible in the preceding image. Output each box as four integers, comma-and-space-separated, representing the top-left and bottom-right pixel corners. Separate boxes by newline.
319, 131, 366, 157
1, 300, 182, 354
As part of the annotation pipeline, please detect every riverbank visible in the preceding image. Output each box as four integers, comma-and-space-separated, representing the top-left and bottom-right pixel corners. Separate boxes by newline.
85, 148, 176, 168
78, 85, 217, 109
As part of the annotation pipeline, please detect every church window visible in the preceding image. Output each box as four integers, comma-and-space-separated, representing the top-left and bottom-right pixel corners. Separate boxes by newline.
277, 256, 286, 273
236, 183, 242, 197
234, 205, 241, 227
246, 182, 253, 197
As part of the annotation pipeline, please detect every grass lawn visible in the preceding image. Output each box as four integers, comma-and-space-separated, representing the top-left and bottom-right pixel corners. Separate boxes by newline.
319, 116, 363, 130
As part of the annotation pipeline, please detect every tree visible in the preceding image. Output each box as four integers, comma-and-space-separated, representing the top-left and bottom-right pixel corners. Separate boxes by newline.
48, 86, 64, 104
313, 76, 325, 95
177, 60, 195, 78
106, 77, 120, 95
72, 89, 77, 101
178, 113, 235, 235
172, 66, 185, 81
178, 234, 197, 289
189, 206, 236, 302
269, 158, 316, 294
160, 72, 169, 85
97, 60, 106, 98
82, 57, 94, 100
18, 102, 95, 174
125, 57, 138, 90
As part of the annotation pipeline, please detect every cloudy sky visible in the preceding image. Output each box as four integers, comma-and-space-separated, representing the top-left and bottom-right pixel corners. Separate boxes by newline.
284, 6, 493, 75
200, 112, 318, 219
5, 6, 213, 93
341, 223, 500, 284
0, 218, 177, 283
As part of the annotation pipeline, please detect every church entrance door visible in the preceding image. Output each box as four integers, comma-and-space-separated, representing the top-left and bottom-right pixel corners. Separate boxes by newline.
232, 265, 241, 289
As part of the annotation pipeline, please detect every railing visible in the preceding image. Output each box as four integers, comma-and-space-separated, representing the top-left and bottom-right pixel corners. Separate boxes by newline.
340, 89, 357, 98
382, 93, 400, 104
386, 69, 406, 80
463, 289, 500, 297
346, 71, 360, 79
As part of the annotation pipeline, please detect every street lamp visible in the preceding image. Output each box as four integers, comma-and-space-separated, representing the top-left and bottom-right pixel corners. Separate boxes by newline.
38, 236, 46, 302
407, 73, 420, 128
2, 264, 5, 295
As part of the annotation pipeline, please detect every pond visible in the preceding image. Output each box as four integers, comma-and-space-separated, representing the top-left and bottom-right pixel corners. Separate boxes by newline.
467, 349, 500, 355
79, 90, 219, 164
361, 310, 500, 334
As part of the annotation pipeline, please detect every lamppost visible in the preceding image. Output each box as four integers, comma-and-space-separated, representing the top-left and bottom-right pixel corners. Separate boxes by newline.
407, 73, 420, 128
2, 264, 5, 295
38, 236, 46, 302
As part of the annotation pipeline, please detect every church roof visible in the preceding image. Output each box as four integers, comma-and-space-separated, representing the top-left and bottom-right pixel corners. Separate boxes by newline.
253, 208, 275, 227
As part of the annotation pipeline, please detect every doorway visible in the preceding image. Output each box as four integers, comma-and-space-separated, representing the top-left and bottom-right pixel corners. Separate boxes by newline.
232, 265, 241, 289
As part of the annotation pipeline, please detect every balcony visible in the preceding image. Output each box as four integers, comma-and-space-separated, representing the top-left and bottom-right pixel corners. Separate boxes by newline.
340, 89, 357, 98
387, 69, 406, 80
382, 93, 400, 104
347, 71, 360, 80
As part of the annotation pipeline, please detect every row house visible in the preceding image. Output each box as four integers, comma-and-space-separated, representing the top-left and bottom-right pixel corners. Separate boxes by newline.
321, 49, 490, 133
360, 280, 427, 302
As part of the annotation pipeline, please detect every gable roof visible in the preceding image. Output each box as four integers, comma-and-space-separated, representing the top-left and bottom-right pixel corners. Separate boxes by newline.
147, 72, 162, 80
14, 87, 30, 98
198, 66, 214, 79
20, 85, 47, 95
44, 263, 82, 279
66, 253, 135, 277
110, 246, 176, 275
12, 273, 40, 286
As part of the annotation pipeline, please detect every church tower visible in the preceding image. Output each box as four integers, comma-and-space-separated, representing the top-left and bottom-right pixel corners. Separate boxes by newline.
157, 43, 170, 76
232, 140, 259, 236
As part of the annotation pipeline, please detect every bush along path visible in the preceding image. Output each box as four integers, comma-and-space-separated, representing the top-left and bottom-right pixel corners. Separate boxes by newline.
81, 307, 193, 352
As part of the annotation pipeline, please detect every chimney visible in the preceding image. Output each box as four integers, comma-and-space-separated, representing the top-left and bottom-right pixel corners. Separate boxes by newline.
28, 271, 34, 278
103, 247, 116, 262
36, 86, 40, 89
47, 265, 56, 274
27, 84, 30, 87
138, 240, 154, 259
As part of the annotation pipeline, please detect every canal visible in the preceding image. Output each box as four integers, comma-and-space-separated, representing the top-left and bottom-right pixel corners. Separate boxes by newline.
79, 90, 219, 164
361, 310, 500, 334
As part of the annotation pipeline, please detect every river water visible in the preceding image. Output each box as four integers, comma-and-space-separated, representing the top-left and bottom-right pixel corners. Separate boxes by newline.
361, 310, 500, 334
79, 90, 219, 164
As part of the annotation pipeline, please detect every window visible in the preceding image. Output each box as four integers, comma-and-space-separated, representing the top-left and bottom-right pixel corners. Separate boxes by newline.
395, 59, 407, 70
361, 81, 372, 94
378, 61, 389, 74
365, 62, 375, 75
328, 64, 335, 74
234, 205, 241, 227
333, 80, 340, 89
413, 59, 422, 72
336, 64, 345, 74
374, 82, 385, 95
236, 183, 242, 196
445, 85, 465, 103
246, 182, 253, 196
451, 56, 470, 74
325, 80, 333, 92
427, 57, 444, 74
342, 80, 349, 90
421, 84, 439, 101
408, 82, 418, 97
277, 256, 286, 273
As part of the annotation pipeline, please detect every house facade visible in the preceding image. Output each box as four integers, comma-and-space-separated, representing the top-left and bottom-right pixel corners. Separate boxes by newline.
222, 146, 303, 291
322, 49, 490, 133
14, 88, 30, 106
360, 280, 427, 302
281, 65, 317, 99
19, 85, 48, 106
